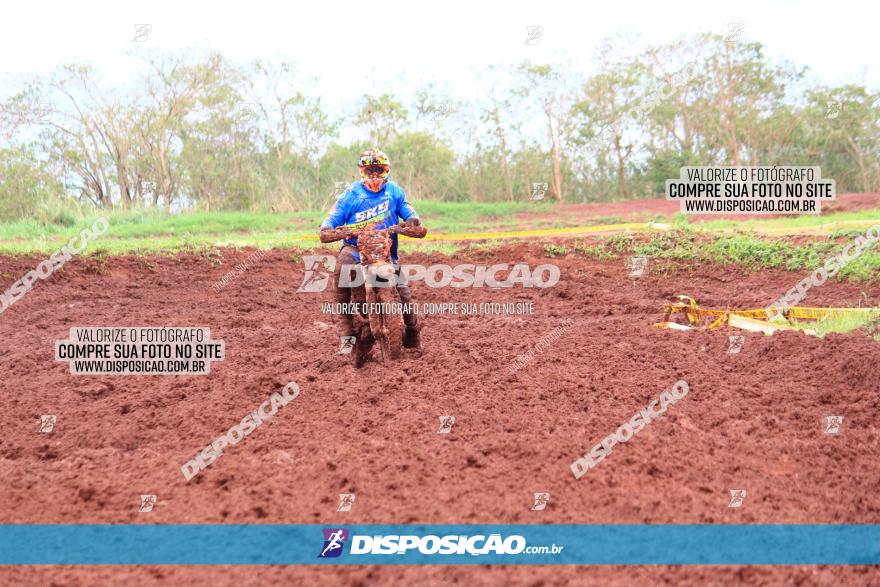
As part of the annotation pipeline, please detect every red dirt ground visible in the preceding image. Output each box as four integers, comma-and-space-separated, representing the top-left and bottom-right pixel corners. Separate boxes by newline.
1, 241, 879, 585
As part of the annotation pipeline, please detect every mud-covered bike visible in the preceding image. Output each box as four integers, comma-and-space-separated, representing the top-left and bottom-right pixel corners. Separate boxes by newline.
323, 220, 427, 364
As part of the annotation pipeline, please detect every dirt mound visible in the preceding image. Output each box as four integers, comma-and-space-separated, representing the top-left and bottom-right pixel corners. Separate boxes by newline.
1, 244, 878, 584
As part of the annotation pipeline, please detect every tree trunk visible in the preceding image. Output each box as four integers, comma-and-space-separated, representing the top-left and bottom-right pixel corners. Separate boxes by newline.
500, 152, 513, 201
497, 125, 514, 201
546, 109, 564, 201
845, 136, 869, 193
724, 49, 740, 166
116, 164, 132, 209
613, 135, 629, 198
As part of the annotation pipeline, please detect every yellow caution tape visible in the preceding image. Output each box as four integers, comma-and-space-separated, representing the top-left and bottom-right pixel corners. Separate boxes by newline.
655, 295, 879, 335
297, 222, 654, 242
418, 223, 650, 241
292, 218, 874, 243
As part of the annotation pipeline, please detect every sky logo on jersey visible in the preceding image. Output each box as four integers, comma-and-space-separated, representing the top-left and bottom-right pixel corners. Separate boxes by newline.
354, 200, 390, 223
319, 528, 349, 558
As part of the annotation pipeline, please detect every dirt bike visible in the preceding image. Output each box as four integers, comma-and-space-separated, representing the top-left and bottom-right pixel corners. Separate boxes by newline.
325, 220, 427, 365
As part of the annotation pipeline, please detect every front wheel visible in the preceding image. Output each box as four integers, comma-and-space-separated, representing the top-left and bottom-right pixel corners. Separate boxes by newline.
374, 285, 404, 361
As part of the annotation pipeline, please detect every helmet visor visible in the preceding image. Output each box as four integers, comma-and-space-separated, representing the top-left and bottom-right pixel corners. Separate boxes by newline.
363, 164, 389, 177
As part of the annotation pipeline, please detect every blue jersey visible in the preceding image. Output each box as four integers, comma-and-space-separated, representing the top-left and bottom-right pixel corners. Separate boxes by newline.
320, 180, 419, 263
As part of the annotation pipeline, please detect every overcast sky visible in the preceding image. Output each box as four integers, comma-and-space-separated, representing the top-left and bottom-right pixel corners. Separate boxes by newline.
1, 0, 876, 110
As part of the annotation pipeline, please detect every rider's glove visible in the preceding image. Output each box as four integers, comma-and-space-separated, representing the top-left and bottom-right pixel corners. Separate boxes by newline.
319, 227, 354, 243
399, 217, 427, 239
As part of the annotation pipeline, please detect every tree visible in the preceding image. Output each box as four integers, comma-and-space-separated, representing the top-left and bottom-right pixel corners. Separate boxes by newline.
386, 132, 463, 201
242, 61, 338, 210
0, 147, 66, 222
805, 86, 880, 192
573, 65, 642, 198
139, 52, 232, 211
514, 62, 571, 201
354, 94, 408, 147
1, 66, 126, 208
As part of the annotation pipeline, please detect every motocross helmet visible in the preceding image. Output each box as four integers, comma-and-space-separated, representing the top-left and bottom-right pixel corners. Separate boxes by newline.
358, 149, 391, 193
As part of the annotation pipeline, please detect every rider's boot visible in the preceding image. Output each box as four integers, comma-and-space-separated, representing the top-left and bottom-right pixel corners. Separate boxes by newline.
396, 276, 421, 349
354, 328, 373, 368
403, 326, 420, 349
334, 246, 362, 359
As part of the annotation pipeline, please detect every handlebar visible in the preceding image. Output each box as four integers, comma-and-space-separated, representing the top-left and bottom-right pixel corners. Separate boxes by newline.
385, 223, 427, 238
320, 221, 427, 243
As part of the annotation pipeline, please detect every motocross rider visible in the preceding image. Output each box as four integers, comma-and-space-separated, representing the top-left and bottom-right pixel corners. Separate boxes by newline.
319, 149, 425, 353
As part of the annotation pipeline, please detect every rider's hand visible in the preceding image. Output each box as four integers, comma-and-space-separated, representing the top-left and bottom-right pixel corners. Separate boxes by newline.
319, 228, 354, 243
399, 217, 427, 239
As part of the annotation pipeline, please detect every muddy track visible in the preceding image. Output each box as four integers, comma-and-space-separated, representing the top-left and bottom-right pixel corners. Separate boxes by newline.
1, 243, 878, 585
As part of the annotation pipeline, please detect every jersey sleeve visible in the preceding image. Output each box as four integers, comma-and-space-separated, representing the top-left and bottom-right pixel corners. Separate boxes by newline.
320, 194, 349, 229
395, 186, 418, 221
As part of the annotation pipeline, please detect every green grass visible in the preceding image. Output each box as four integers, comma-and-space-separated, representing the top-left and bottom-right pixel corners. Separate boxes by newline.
562, 227, 880, 282
691, 209, 880, 238
773, 309, 880, 340
1, 206, 878, 283
414, 200, 545, 232
543, 244, 570, 257
572, 242, 614, 260
0, 202, 556, 255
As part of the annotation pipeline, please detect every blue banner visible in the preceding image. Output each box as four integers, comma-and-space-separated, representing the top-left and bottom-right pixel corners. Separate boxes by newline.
0, 524, 878, 565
